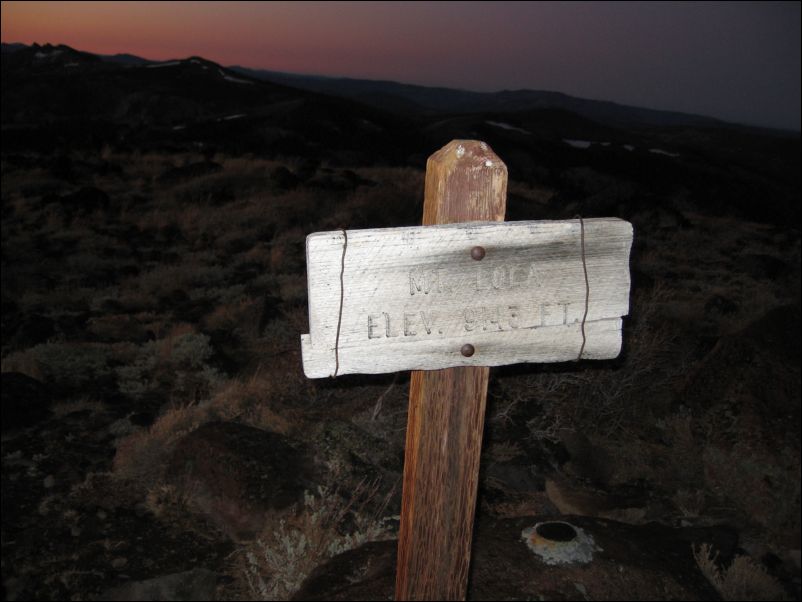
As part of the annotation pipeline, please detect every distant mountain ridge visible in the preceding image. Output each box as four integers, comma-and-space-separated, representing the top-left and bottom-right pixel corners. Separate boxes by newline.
2, 41, 734, 130
228, 66, 726, 129
0, 41, 420, 164
1, 42, 798, 227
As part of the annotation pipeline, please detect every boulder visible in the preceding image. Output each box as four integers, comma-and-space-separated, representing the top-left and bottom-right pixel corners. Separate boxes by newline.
292, 540, 395, 601
60, 186, 111, 214
157, 161, 223, 185
294, 516, 734, 600
469, 515, 732, 601
1, 372, 53, 432
7, 313, 56, 347
682, 304, 800, 446
680, 305, 801, 553
269, 165, 299, 190
166, 422, 315, 540
309, 420, 402, 513
102, 568, 219, 601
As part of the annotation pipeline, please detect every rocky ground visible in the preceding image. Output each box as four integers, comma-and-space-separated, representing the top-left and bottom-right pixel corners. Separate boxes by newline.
2, 148, 800, 600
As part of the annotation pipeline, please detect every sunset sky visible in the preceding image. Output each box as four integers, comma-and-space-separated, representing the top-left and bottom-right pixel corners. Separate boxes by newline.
2, 1, 800, 130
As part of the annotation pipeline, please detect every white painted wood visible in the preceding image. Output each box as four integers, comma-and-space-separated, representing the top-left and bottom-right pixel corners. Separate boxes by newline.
301, 218, 633, 378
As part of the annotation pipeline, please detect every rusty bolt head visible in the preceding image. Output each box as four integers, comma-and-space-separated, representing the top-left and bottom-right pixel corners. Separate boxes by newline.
471, 246, 486, 260
461, 343, 475, 357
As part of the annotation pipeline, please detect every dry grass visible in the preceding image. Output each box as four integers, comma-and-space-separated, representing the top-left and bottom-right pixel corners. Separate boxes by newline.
2, 342, 113, 389
205, 370, 302, 435
507, 282, 682, 442
487, 441, 525, 464
237, 479, 395, 600
693, 543, 787, 601
202, 296, 261, 334
4, 146, 798, 599
112, 405, 205, 486
1, 349, 45, 381
112, 363, 307, 490
145, 483, 195, 522
50, 398, 106, 418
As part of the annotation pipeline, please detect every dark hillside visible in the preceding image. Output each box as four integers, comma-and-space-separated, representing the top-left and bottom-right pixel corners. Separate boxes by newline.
2, 42, 800, 601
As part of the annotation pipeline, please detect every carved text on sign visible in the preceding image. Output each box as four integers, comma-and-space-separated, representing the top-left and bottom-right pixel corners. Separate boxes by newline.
366, 302, 585, 340
408, 264, 542, 295
301, 219, 633, 378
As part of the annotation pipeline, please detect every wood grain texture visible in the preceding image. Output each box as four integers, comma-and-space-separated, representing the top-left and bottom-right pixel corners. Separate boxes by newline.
396, 140, 506, 601
301, 219, 633, 378
396, 367, 489, 601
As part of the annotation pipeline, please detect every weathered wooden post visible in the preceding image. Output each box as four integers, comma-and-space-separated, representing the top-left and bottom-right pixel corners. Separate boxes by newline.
395, 140, 506, 601
301, 140, 633, 601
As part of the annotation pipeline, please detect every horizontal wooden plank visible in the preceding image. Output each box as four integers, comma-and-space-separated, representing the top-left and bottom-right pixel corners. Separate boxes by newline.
301, 218, 633, 378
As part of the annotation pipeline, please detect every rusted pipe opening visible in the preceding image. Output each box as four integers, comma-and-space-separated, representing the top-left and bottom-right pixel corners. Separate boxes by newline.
535, 521, 577, 542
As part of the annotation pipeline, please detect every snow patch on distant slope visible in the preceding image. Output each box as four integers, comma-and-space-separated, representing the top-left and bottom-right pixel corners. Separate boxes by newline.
563, 139, 593, 149
35, 49, 63, 59
649, 148, 681, 158
147, 60, 181, 68
486, 121, 530, 135
218, 69, 253, 84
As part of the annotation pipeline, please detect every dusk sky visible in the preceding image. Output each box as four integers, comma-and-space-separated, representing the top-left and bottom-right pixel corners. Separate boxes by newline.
2, 1, 800, 130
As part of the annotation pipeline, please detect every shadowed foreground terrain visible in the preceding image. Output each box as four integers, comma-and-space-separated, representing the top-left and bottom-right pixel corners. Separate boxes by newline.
2, 43, 800, 601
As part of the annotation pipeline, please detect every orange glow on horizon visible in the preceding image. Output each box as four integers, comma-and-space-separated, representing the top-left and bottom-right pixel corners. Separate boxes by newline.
1, 1, 450, 75
1, 0, 799, 130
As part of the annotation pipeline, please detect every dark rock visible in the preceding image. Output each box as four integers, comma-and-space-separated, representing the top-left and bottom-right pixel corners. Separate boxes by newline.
559, 430, 615, 487
157, 161, 223, 185
682, 304, 801, 423
544, 474, 659, 524
129, 411, 155, 427
294, 158, 319, 181
306, 170, 366, 191
102, 568, 219, 601
94, 160, 124, 177
11, 313, 56, 347
293, 516, 731, 600
704, 294, 738, 316
270, 165, 300, 190
54, 311, 92, 340
158, 288, 190, 308
118, 263, 141, 277
630, 266, 655, 291
87, 314, 150, 343
166, 422, 314, 539
158, 223, 184, 244
257, 294, 282, 336
1, 373, 53, 431
310, 420, 402, 512
292, 540, 396, 601
98, 298, 125, 313
681, 305, 801, 550
312, 420, 400, 474
1, 298, 22, 346
341, 169, 376, 188
49, 154, 75, 180
469, 515, 729, 601
739, 253, 789, 281
60, 186, 111, 214
484, 463, 544, 494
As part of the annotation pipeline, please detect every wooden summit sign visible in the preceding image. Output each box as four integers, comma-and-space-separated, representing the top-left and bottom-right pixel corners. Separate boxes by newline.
301, 218, 631, 378
301, 140, 633, 601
